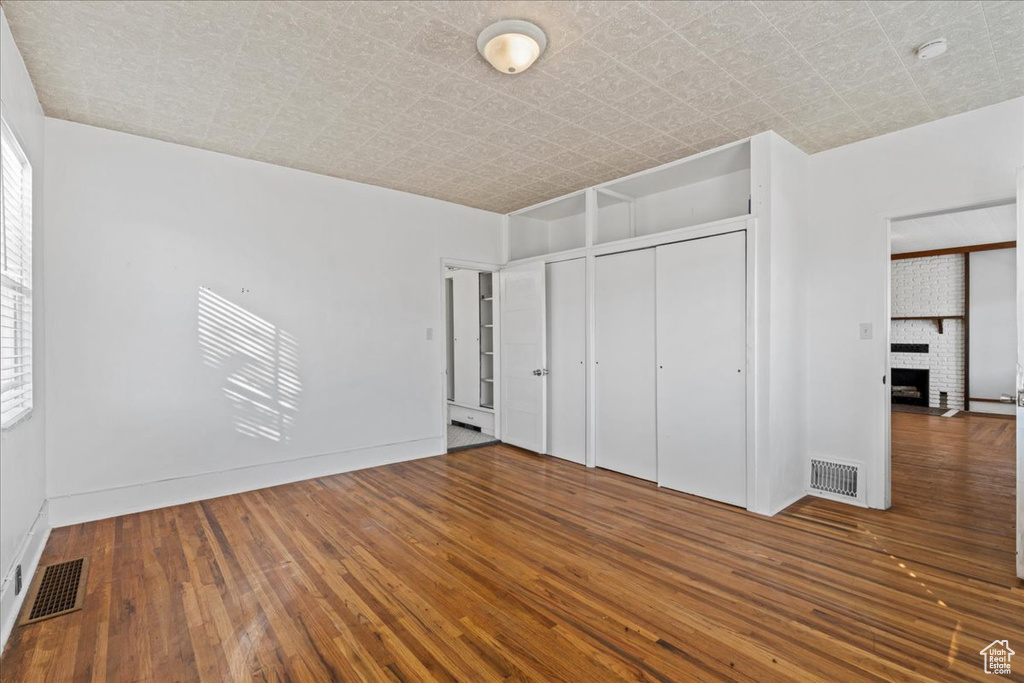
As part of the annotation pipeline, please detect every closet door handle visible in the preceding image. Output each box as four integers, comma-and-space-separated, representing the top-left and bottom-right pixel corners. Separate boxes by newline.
532, 368, 549, 376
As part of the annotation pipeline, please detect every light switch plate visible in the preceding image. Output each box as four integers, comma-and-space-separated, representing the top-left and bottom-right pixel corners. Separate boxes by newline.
859, 323, 873, 340
425, 327, 433, 340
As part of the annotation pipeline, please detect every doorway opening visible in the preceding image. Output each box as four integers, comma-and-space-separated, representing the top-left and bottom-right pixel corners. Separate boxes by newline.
442, 262, 500, 453
885, 200, 1017, 574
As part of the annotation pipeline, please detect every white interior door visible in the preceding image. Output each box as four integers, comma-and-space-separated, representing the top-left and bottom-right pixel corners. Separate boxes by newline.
595, 249, 657, 481
656, 232, 747, 507
546, 259, 586, 464
1016, 169, 1023, 579
501, 262, 547, 453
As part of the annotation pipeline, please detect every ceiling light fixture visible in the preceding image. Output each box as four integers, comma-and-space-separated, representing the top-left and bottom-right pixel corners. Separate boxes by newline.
477, 20, 547, 74
916, 38, 947, 60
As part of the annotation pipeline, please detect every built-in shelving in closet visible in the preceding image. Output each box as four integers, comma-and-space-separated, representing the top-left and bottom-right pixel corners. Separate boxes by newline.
446, 268, 495, 437
497, 132, 809, 517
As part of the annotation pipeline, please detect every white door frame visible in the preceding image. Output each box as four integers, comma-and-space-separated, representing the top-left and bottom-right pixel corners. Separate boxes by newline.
439, 258, 502, 452
880, 194, 1017, 517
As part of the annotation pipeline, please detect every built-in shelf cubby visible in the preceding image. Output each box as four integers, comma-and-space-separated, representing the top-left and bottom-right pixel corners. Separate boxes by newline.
479, 272, 494, 409
508, 191, 586, 261
596, 140, 751, 245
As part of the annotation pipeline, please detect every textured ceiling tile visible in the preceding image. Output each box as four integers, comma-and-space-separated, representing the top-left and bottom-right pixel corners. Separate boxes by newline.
890, 6, 990, 67
583, 61, 650, 103
761, 73, 837, 113
905, 43, 999, 92
402, 16, 476, 68
982, 1, 1024, 45
507, 108, 568, 138
535, 39, 607, 82
704, 26, 797, 78
428, 73, 495, 109
7, 0, 1017, 213
752, 1, 816, 23
771, 1, 875, 49
855, 90, 932, 125
675, 1, 773, 53
621, 31, 703, 82
542, 90, 606, 120
659, 55, 733, 99
873, 0, 983, 45
836, 69, 918, 111
714, 99, 790, 137
578, 105, 641, 136
228, 2, 333, 94
346, 1, 430, 42
639, 0, 725, 29
640, 103, 704, 135
586, 2, 673, 60
681, 78, 756, 117
799, 23, 906, 91
781, 94, 854, 127
737, 51, 819, 93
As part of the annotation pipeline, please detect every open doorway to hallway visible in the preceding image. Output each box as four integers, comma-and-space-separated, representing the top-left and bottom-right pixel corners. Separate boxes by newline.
887, 201, 1017, 576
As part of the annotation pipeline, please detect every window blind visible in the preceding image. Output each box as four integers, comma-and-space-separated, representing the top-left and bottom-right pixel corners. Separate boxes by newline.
1, 117, 33, 428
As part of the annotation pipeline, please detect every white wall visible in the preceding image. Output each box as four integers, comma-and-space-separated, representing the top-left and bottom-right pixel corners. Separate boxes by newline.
969, 247, 1016, 414
890, 255, 965, 409
806, 97, 1024, 509
43, 118, 502, 525
766, 133, 808, 512
0, 7, 48, 649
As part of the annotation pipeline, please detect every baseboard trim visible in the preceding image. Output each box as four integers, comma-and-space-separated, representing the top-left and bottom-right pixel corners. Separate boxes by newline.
0, 500, 50, 651
48, 436, 445, 528
767, 490, 809, 516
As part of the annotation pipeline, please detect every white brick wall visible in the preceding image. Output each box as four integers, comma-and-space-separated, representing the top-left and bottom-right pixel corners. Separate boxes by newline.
890, 254, 965, 409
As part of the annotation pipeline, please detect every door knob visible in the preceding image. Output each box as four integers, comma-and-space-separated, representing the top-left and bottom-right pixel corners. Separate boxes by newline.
532, 368, 549, 376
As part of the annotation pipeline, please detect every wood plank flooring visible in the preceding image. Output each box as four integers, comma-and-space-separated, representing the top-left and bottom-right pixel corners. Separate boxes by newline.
2, 411, 1021, 681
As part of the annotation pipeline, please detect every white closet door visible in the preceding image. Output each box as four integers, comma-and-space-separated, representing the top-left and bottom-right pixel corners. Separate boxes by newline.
546, 259, 586, 464
595, 249, 657, 481
501, 262, 547, 453
656, 231, 746, 507
452, 269, 480, 406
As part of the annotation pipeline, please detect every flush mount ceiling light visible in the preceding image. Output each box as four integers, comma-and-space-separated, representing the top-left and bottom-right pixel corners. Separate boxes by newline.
916, 38, 947, 60
477, 20, 547, 74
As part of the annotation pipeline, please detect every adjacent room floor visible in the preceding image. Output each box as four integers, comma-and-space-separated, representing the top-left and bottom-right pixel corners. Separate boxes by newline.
447, 423, 497, 451
1, 412, 1019, 681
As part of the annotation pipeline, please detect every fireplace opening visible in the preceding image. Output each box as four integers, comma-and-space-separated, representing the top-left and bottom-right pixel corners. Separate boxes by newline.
891, 368, 930, 407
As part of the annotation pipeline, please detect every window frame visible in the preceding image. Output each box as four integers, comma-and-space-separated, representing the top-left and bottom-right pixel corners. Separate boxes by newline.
0, 113, 34, 430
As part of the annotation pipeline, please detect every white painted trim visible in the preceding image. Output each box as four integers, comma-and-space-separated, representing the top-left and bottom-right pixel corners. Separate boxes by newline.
505, 214, 752, 268
880, 192, 1017, 511
439, 258, 503, 451
48, 437, 443, 527
768, 490, 808, 516
0, 500, 50, 650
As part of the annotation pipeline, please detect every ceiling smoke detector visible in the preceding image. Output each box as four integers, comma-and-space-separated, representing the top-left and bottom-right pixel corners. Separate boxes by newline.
477, 20, 547, 74
916, 38, 947, 60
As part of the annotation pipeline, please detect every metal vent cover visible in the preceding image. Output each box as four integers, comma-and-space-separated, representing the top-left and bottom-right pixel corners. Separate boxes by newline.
19, 557, 89, 625
810, 459, 859, 499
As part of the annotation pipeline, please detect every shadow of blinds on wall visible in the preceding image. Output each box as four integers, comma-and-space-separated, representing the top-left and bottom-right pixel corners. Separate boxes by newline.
197, 288, 302, 442
0, 117, 34, 428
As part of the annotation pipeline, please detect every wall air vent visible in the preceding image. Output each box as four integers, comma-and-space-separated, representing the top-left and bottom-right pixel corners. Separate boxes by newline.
809, 459, 863, 503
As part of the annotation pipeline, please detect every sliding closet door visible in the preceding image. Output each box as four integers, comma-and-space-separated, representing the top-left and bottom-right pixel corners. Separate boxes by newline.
546, 259, 586, 464
656, 231, 746, 507
595, 249, 657, 481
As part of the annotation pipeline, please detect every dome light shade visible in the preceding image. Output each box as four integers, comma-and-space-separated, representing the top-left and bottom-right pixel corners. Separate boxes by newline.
477, 20, 547, 74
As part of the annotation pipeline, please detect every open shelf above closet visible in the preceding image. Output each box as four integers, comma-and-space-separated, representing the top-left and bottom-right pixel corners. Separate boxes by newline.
596, 141, 751, 245
508, 191, 586, 261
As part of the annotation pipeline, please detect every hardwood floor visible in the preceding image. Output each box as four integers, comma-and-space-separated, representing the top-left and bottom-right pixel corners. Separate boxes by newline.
2, 412, 1020, 681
